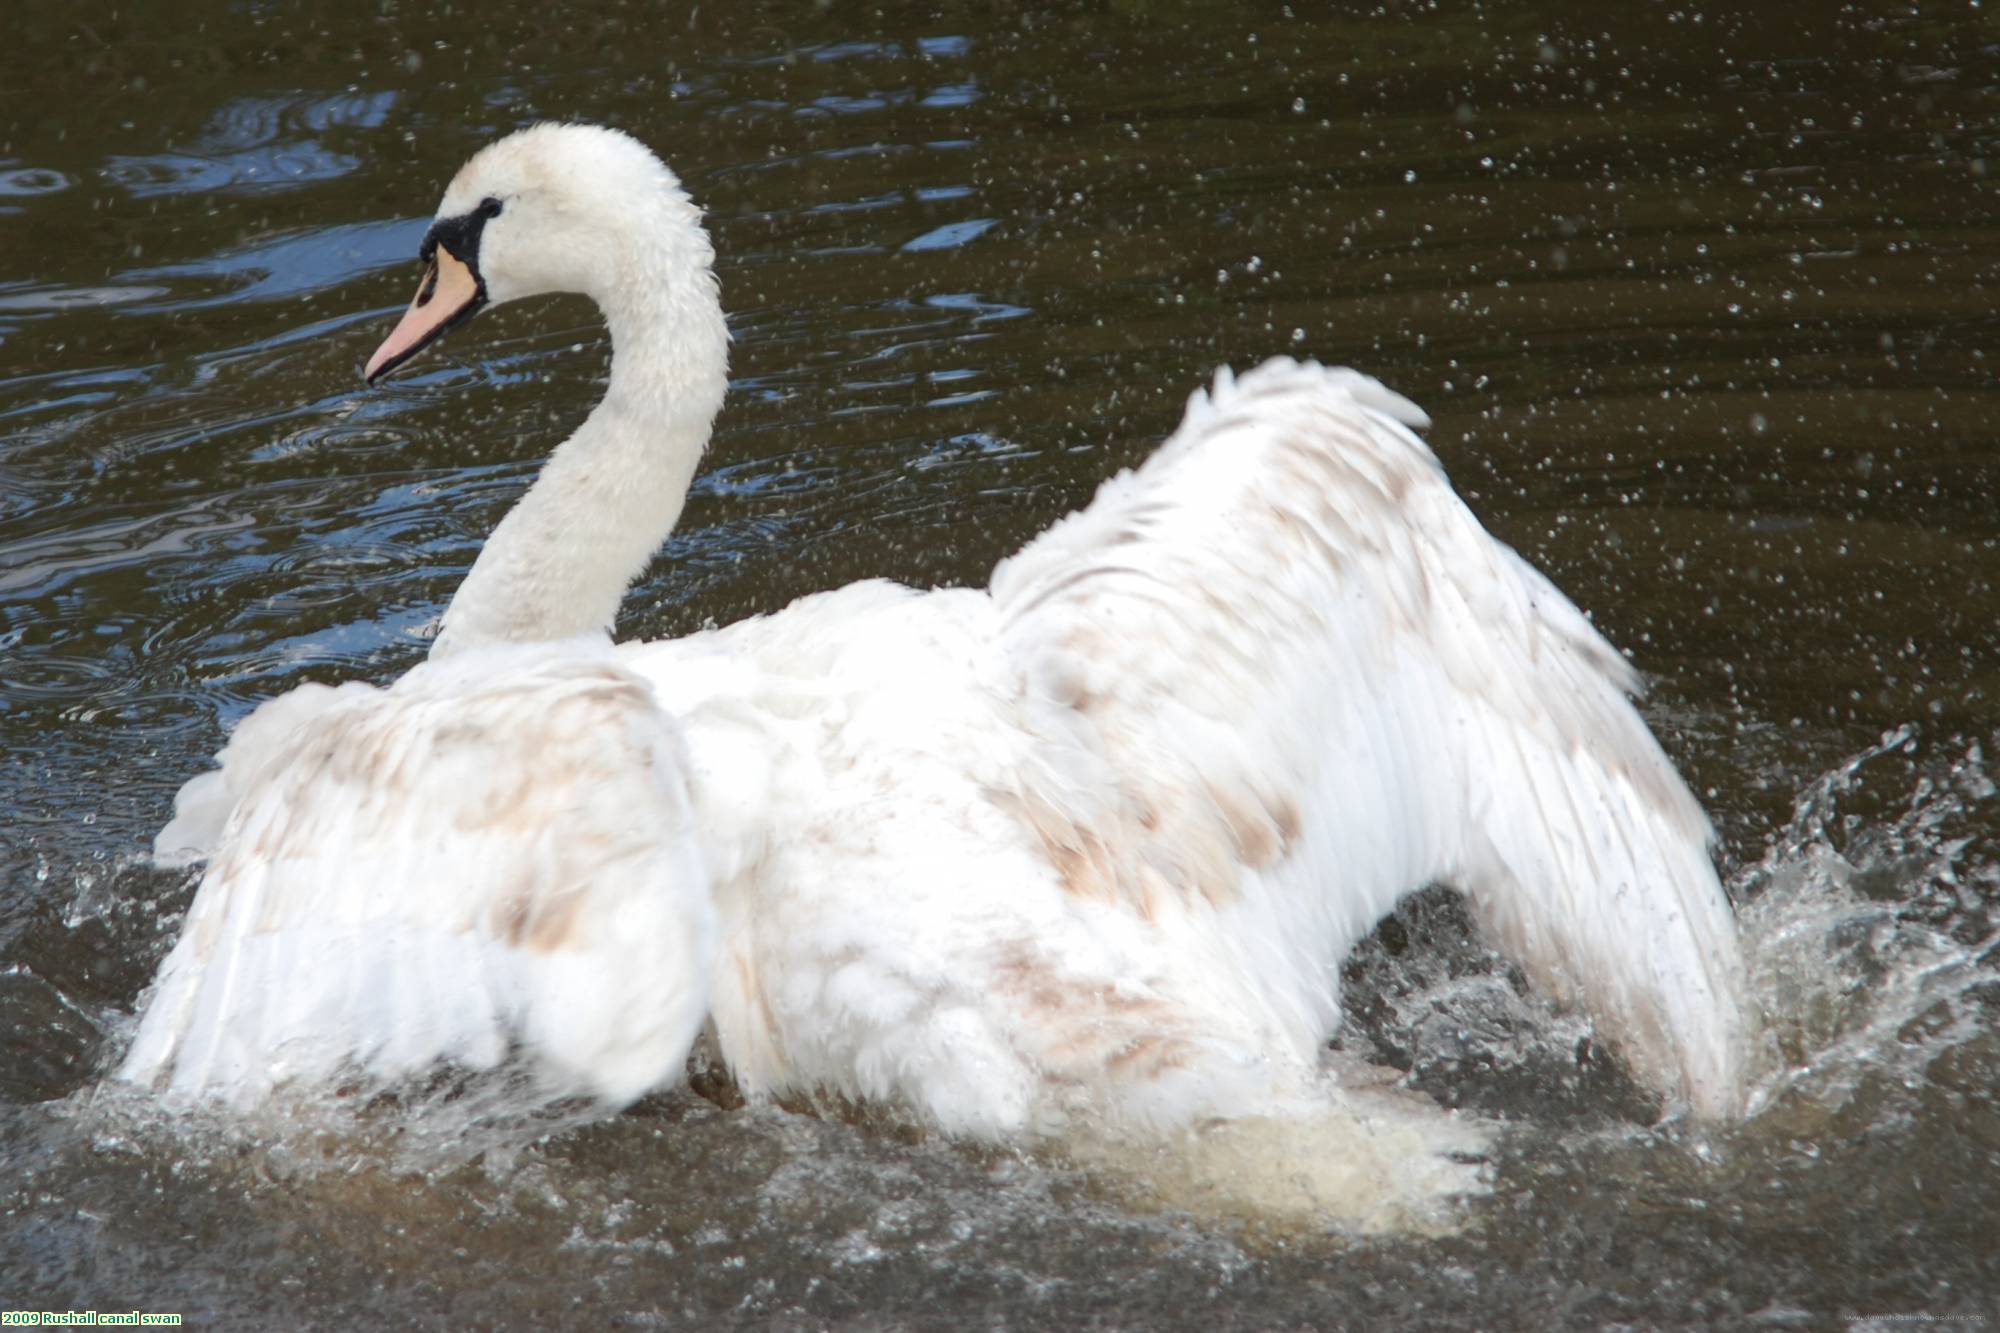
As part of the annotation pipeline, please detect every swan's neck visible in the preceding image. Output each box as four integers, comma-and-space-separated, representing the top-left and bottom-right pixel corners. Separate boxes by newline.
430, 250, 728, 658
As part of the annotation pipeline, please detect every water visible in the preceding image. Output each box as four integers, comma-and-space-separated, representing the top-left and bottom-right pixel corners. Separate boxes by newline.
4, 0, 1998, 1325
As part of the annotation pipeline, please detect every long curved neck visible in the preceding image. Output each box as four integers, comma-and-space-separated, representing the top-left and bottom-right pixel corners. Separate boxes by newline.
430, 239, 728, 659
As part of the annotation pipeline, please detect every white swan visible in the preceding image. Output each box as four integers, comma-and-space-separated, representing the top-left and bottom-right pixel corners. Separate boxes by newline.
118, 123, 1748, 1139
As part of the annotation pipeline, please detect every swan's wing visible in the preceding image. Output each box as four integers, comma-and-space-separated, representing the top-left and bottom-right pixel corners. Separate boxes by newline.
119, 650, 716, 1110
154, 680, 373, 867
989, 357, 1745, 1117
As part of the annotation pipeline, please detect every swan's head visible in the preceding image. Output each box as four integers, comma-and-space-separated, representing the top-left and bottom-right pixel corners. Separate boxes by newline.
364, 122, 715, 383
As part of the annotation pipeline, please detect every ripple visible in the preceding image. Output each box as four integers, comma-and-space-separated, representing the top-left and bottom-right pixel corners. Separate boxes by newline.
0, 284, 171, 315
102, 148, 355, 198
696, 456, 845, 499
100, 91, 399, 200
919, 82, 980, 109
902, 218, 998, 252
0, 167, 74, 198
0, 650, 122, 700
926, 387, 995, 408
261, 537, 431, 612
925, 291, 1031, 322
750, 35, 973, 66
0, 505, 257, 598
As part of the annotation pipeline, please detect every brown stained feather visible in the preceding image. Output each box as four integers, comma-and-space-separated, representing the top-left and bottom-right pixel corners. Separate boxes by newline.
246, 804, 291, 865
1104, 1030, 1195, 1082
1205, 780, 1284, 870
990, 777, 1266, 918
1271, 794, 1302, 849
985, 787, 1124, 906
1046, 825, 1125, 906
730, 949, 791, 1084
206, 659, 680, 956
493, 861, 536, 945
1131, 862, 1172, 923
1267, 504, 1345, 570
1194, 581, 1253, 631
494, 869, 592, 954
986, 941, 1190, 1081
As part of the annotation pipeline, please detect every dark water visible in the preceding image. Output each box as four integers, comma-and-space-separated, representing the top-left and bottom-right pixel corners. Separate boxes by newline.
4, 1, 1998, 1326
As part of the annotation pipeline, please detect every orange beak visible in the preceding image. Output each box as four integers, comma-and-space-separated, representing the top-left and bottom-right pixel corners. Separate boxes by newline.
364, 243, 486, 384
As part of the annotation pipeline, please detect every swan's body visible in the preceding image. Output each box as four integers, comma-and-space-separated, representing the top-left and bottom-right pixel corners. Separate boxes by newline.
119, 124, 1747, 1139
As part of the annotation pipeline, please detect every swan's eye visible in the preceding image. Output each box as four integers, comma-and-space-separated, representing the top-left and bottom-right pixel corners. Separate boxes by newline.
478, 196, 503, 218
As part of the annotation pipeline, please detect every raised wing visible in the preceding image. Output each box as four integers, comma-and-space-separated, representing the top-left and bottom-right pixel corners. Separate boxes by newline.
120, 645, 716, 1110
989, 357, 1745, 1117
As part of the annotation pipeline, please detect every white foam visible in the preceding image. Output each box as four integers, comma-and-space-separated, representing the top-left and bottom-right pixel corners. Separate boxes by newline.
1059, 1069, 1494, 1237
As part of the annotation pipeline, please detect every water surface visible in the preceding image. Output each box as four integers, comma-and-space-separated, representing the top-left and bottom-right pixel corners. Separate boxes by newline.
3, 1, 1997, 1326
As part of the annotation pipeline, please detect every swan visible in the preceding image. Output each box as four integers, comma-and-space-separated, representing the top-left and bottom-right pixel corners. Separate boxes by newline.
117, 123, 1748, 1143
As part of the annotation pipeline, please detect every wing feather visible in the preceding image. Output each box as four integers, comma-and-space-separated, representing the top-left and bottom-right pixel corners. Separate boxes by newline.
990, 357, 1745, 1116
121, 646, 717, 1110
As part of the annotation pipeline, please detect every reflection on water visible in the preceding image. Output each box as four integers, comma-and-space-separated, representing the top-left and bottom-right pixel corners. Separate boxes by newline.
1, 0, 1997, 1325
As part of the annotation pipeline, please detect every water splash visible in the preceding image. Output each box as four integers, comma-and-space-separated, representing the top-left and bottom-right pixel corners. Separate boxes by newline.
1736, 725, 1999, 1120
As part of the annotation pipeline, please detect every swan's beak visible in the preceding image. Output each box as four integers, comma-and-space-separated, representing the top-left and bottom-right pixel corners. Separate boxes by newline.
364, 243, 487, 384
